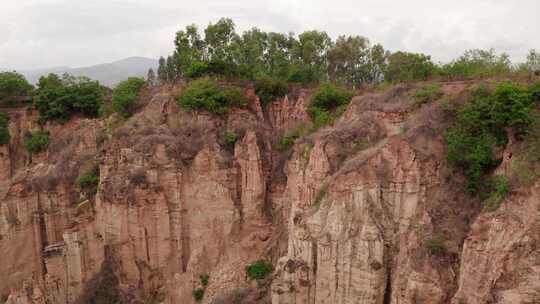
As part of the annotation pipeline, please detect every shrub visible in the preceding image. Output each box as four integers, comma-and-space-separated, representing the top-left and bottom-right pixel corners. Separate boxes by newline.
413, 84, 443, 107
34, 74, 104, 123
200, 275, 210, 287
179, 79, 247, 115
437, 49, 512, 80
384, 52, 436, 82
425, 233, 447, 255
77, 166, 100, 196
185, 61, 211, 78
445, 83, 536, 192
192, 288, 204, 301
112, 77, 146, 118
278, 131, 300, 151
287, 64, 320, 84
484, 175, 510, 211
224, 131, 238, 146
308, 83, 353, 129
0, 112, 10, 145
0, 72, 33, 104
25, 131, 50, 154
254, 76, 289, 105
245, 260, 273, 280
530, 81, 540, 102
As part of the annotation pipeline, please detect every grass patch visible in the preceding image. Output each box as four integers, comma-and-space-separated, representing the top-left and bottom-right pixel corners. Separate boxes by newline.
483, 175, 510, 212
412, 84, 443, 107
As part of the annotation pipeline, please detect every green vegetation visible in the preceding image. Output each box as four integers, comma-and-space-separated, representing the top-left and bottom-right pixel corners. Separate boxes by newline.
254, 76, 289, 105
192, 288, 204, 301
0, 112, 10, 145
112, 77, 146, 118
24, 131, 50, 154
178, 78, 247, 115
278, 130, 301, 151
0, 72, 33, 106
308, 83, 353, 128
413, 84, 443, 107
424, 233, 447, 255
384, 52, 436, 82
34, 73, 104, 123
77, 166, 100, 196
200, 274, 210, 287
313, 183, 328, 207
224, 131, 238, 146
246, 260, 273, 280
438, 49, 512, 80
445, 82, 537, 192
484, 175, 510, 211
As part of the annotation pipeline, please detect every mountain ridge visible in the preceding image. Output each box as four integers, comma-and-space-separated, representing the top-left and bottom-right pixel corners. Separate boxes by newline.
11, 56, 158, 87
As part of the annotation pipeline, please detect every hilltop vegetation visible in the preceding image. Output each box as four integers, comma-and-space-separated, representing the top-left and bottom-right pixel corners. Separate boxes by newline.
157, 18, 540, 87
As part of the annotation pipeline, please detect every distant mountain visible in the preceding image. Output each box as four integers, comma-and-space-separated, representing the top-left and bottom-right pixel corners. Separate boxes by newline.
16, 57, 158, 87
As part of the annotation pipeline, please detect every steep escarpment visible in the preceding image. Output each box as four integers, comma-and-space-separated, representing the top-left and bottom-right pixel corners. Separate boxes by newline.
0, 81, 539, 304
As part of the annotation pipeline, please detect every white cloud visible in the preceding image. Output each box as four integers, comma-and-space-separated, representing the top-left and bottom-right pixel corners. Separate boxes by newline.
1, 0, 539, 69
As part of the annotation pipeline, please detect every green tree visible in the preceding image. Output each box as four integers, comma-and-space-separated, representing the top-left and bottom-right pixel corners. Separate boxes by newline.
327, 35, 369, 86
157, 57, 167, 82
34, 73, 104, 123
525, 49, 540, 72
147, 68, 156, 86
174, 24, 205, 75
112, 77, 146, 118
232, 28, 268, 78
204, 18, 237, 64
0, 72, 33, 105
384, 51, 435, 82
264, 32, 295, 79
439, 49, 512, 79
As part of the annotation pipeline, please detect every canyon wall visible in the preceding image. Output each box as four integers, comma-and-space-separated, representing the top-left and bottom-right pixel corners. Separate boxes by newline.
0, 83, 538, 304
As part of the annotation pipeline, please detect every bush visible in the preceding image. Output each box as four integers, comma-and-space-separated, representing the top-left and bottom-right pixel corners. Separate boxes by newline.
437, 49, 512, 80
0, 112, 10, 145
224, 131, 238, 146
245, 260, 273, 280
254, 76, 289, 105
77, 166, 100, 196
484, 175, 510, 211
287, 64, 320, 84
445, 83, 536, 192
425, 233, 447, 255
0, 72, 33, 104
34, 74, 104, 123
308, 83, 353, 129
530, 81, 540, 102
185, 61, 211, 78
278, 131, 301, 151
192, 288, 204, 301
200, 275, 210, 287
179, 79, 247, 115
112, 77, 146, 118
25, 131, 50, 154
384, 52, 436, 82
413, 84, 443, 107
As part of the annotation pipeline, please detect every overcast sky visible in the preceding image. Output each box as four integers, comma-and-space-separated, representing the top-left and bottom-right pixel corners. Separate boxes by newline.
1, 0, 539, 70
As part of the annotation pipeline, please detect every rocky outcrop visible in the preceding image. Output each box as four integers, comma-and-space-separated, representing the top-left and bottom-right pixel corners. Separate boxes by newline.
0, 83, 538, 304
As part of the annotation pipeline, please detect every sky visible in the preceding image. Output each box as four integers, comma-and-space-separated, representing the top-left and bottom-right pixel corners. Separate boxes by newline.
1, 0, 539, 70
